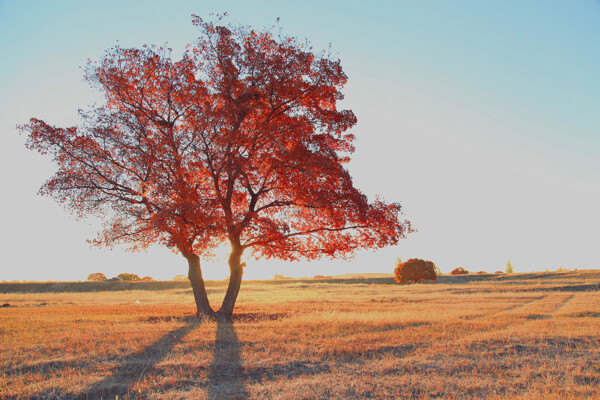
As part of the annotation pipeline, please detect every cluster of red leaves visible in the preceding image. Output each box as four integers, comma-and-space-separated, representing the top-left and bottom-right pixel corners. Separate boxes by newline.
451, 267, 469, 275
19, 15, 411, 267
394, 258, 437, 284
87, 273, 107, 282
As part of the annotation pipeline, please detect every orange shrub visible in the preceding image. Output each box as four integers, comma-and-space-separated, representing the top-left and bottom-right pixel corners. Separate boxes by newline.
451, 267, 468, 275
87, 273, 107, 282
117, 273, 140, 281
394, 258, 437, 284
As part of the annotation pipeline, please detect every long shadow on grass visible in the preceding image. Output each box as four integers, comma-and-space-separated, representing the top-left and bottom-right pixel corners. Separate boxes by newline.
207, 319, 248, 399
82, 320, 197, 399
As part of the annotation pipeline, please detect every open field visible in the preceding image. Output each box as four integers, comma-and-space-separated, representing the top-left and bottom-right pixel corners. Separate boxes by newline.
1, 270, 599, 399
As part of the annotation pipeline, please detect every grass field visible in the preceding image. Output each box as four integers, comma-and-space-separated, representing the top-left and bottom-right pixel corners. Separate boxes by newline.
1, 270, 599, 399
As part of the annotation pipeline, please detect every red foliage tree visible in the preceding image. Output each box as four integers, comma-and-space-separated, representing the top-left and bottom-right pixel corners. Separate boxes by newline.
87, 273, 107, 282
394, 258, 437, 284
19, 16, 411, 319
451, 267, 469, 275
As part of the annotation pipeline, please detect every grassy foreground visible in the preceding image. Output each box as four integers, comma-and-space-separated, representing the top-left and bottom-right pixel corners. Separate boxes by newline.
1, 271, 599, 399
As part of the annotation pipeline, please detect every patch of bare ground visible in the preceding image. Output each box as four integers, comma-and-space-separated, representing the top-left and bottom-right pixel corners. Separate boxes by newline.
1, 270, 599, 399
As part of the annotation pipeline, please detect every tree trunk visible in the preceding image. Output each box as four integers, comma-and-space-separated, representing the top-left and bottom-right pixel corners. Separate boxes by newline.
186, 254, 215, 317
217, 242, 244, 321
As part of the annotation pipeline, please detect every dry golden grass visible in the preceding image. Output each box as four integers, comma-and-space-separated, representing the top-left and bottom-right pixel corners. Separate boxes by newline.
1, 270, 599, 399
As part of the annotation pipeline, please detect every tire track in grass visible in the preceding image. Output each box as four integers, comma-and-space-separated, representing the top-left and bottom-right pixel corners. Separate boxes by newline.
369, 292, 599, 400
378, 294, 554, 364
340, 294, 551, 368
356, 294, 545, 358
352, 294, 557, 387
460, 294, 549, 321
495, 295, 549, 315
550, 293, 575, 315
413, 292, 577, 357
521, 293, 575, 320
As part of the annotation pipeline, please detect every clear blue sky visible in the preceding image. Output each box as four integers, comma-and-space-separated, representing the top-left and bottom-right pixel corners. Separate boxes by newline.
1, 0, 598, 281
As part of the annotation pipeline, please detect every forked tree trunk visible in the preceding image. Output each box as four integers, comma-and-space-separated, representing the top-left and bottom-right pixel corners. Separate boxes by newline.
217, 242, 244, 321
186, 254, 215, 317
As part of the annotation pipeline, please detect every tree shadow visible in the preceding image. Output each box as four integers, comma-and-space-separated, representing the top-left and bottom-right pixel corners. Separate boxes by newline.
207, 320, 248, 400
20, 312, 431, 400
82, 320, 197, 399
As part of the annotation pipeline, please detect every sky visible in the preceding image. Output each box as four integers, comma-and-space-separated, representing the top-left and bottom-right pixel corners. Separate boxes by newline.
0, 0, 598, 281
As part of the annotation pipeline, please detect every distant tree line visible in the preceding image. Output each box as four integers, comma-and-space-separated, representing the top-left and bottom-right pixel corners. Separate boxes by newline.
86, 273, 157, 282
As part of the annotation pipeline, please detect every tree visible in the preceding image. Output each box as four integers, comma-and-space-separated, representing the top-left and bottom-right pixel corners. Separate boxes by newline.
506, 259, 514, 274
19, 15, 411, 320
117, 273, 141, 281
394, 258, 437, 284
87, 272, 107, 282
451, 267, 468, 275
395, 257, 403, 267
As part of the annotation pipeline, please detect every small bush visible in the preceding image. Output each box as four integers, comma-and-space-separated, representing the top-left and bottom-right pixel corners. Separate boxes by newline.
87, 273, 107, 282
313, 275, 332, 279
173, 275, 187, 281
117, 273, 141, 281
394, 258, 437, 284
494, 271, 503, 274
451, 267, 468, 275
505, 259, 514, 274
140, 276, 154, 282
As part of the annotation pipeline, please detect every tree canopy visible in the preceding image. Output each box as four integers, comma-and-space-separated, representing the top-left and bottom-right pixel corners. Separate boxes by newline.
20, 15, 411, 318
